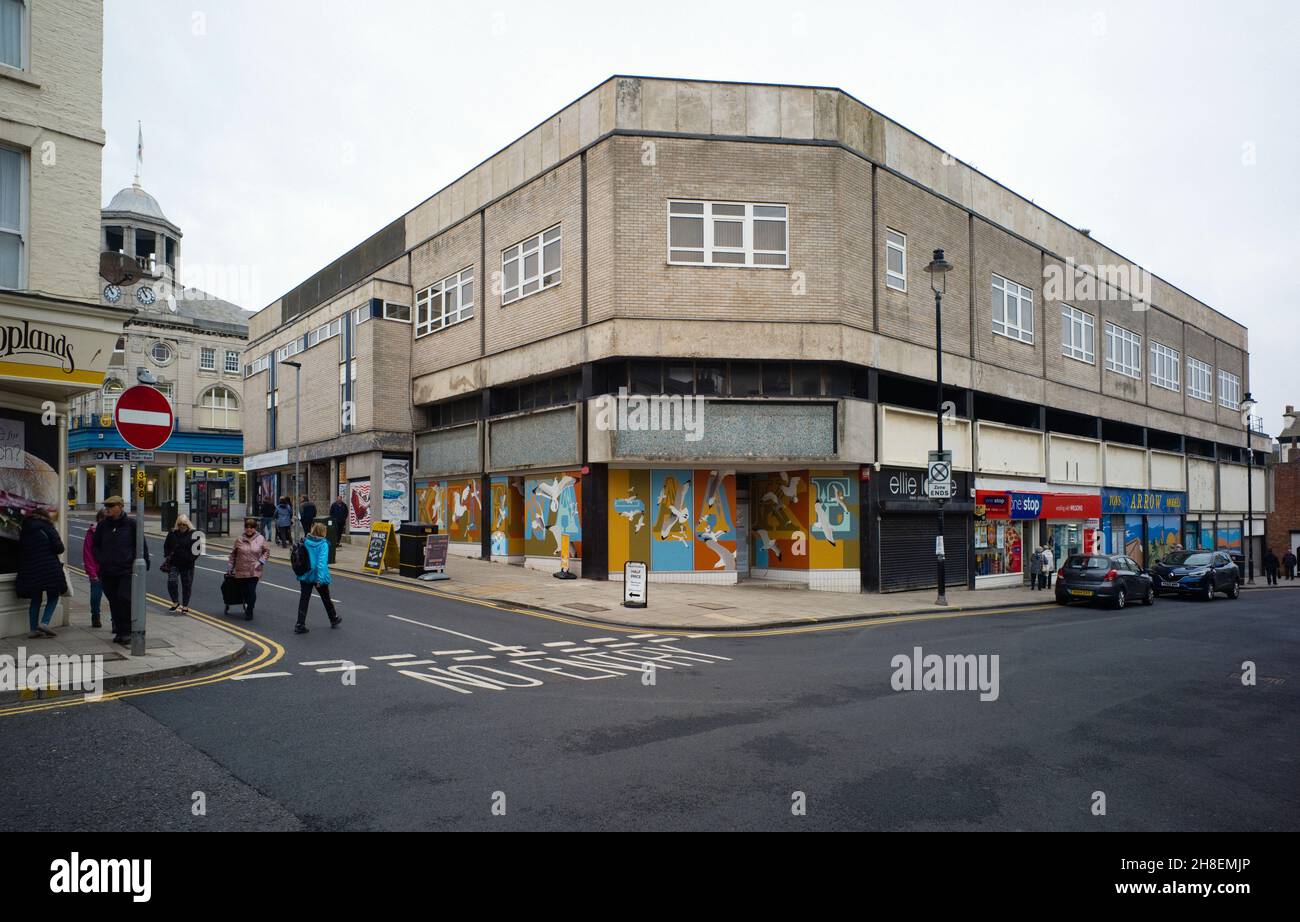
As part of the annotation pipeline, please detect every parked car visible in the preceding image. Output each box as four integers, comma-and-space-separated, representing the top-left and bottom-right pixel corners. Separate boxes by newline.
1055, 554, 1154, 609
1149, 550, 1240, 601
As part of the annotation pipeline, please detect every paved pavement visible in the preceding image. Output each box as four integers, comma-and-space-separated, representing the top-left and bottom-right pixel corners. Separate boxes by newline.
1, 511, 1295, 831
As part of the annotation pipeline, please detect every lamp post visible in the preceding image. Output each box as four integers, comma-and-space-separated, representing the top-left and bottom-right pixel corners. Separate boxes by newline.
925, 248, 953, 605
1241, 392, 1257, 584
281, 359, 303, 542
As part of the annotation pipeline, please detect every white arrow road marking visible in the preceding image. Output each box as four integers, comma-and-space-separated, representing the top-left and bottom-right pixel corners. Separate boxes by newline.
542, 641, 574, 647
584, 637, 618, 644
371, 654, 417, 661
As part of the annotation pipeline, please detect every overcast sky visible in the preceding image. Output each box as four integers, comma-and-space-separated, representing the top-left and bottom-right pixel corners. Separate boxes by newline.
102, 0, 1299, 433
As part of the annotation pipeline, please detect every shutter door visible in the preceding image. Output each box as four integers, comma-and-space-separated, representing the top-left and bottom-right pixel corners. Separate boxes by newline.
879, 514, 969, 592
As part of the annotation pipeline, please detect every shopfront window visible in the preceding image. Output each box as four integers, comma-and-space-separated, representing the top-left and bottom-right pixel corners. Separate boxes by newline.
1049, 523, 1084, 570
975, 520, 1023, 577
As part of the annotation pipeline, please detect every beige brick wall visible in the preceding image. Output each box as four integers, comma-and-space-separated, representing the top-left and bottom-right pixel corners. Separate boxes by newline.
1183, 325, 1218, 424
1043, 257, 1103, 395
410, 214, 481, 376
1145, 307, 1185, 416
1098, 298, 1148, 409
973, 218, 1043, 378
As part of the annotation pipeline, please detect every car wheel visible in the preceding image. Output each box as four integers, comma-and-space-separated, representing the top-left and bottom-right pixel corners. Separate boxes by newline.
1114, 588, 1127, 610
1228, 579, 1240, 600
1143, 585, 1155, 606
1202, 579, 1215, 602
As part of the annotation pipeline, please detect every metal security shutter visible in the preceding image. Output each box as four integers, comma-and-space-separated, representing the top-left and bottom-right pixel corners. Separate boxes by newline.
879, 514, 969, 592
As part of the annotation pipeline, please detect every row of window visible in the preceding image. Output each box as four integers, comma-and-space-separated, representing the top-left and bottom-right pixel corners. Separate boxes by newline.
198, 346, 243, 374
79, 381, 241, 431
1081, 311, 1242, 406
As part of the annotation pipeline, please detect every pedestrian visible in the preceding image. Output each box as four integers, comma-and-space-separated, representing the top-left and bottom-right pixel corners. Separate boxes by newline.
259, 494, 276, 541
15, 507, 67, 639
83, 508, 106, 628
92, 495, 150, 647
295, 522, 341, 634
274, 495, 293, 547
1028, 546, 1043, 590
1040, 545, 1054, 590
227, 517, 270, 621
299, 493, 317, 540
163, 514, 200, 613
1264, 548, 1280, 586
1284, 549, 1297, 581
329, 493, 348, 550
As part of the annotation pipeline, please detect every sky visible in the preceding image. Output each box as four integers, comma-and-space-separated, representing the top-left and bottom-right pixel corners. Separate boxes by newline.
102, 0, 1300, 433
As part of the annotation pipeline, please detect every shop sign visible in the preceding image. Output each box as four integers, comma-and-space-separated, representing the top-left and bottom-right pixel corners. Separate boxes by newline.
1009, 493, 1042, 519
882, 468, 925, 499
976, 491, 1011, 518
189, 453, 242, 467
1042, 493, 1102, 519
1102, 489, 1187, 516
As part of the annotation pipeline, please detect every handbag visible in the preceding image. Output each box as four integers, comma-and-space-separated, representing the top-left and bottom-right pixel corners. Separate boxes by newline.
160, 554, 173, 574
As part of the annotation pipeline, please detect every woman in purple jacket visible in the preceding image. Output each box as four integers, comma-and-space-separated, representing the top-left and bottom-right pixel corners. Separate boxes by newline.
82, 509, 106, 628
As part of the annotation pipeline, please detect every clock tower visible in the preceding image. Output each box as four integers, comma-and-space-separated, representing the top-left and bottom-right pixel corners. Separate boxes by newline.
100, 178, 183, 311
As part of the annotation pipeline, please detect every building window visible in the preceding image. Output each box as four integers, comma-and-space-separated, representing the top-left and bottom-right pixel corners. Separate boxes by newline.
0, 0, 26, 70
224, 350, 240, 374
502, 225, 561, 304
1104, 322, 1142, 379
383, 301, 411, 323
0, 144, 25, 289
416, 267, 474, 337
1218, 370, 1241, 410
199, 347, 216, 371
244, 354, 270, 378
274, 339, 304, 363
1187, 357, 1213, 402
149, 341, 174, 366
884, 229, 907, 292
352, 304, 370, 325
1060, 304, 1095, 363
1150, 341, 1181, 392
110, 336, 126, 366
339, 359, 357, 433
101, 379, 124, 416
307, 316, 343, 349
667, 201, 788, 268
991, 274, 1034, 343
200, 386, 240, 429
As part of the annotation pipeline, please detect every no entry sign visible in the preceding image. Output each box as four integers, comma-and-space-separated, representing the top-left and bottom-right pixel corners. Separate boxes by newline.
114, 384, 174, 451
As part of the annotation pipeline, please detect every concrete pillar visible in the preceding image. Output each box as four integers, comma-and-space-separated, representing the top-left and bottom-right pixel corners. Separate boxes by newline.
121, 463, 130, 499
94, 464, 105, 503
76, 466, 87, 505
177, 459, 188, 516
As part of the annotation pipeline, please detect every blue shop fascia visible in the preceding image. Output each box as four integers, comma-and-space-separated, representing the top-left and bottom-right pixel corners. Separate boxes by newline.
1099, 488, 1188, 566
67, 419, 245, 512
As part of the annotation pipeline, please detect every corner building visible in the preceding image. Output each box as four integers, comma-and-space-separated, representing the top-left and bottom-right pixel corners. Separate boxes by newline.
243, 76, 1270, 592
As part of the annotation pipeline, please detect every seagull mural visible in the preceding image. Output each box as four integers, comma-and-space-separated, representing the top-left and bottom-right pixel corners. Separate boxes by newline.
756, 528, 782, 561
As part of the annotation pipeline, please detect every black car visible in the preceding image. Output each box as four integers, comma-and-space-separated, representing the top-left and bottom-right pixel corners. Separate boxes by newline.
1055, 554, 1154, 609
1149, 550, 1240, 601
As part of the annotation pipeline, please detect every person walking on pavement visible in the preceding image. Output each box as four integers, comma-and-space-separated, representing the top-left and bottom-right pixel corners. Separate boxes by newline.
92, 496, 149, 647
16, 507, 67, 639
259, 494, 276, 541
329, 494, 348, 551
163, 514, 201, 613
1040, 545, 1054, 590
299, 494, 317, 541
274, 496, 293, 548
1284, 549, 1297, 581
1028, 546, 1043, 590
295, 523, 341, 634
82, 508, 106, 628
1264, 548, 1280, 586
227, 517, 270, 621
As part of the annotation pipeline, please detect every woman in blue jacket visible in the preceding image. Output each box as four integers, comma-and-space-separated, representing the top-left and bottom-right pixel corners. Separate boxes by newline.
274, 496, 293, 547
295, 523, 341, 634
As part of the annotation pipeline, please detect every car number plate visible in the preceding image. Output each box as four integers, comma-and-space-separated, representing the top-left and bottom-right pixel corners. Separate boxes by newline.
1070, 589, 1094, 597
1162, 580, 1181, 588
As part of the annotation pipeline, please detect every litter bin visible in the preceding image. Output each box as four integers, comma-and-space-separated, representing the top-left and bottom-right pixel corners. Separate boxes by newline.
160, 500, 179, 532
398, 522, 438, 578
313, 516, 337, 563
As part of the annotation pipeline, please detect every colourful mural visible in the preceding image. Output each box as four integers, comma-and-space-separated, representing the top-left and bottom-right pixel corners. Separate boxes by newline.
525, 471, 582, 559
490, 476, 525, 557
609, 469, 738, 573
446, 478, 481, 545
809, 474, 860, 569
414, 480, 446, 530
694, 469, 737, 571
751, 470, 859, 571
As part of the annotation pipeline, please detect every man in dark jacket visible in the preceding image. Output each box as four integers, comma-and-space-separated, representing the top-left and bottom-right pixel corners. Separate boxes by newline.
93, 496, 150, 646
329, 495, 348, 548
1284, 549, 1298, 581
1264, 549, 1280, 586
259, 495, 276, 541
299, 495, 317, 541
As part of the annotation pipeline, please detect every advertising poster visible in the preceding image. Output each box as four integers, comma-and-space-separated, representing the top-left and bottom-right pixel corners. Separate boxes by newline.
0, 411, 59, 575
381, 458, 410, 523
347, 479, 372, 534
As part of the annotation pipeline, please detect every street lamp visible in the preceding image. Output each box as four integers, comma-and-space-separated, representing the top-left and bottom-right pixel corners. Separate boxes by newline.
925, 248, 953, 605
281, 359, 303, 542
1241, 392, 1257, 584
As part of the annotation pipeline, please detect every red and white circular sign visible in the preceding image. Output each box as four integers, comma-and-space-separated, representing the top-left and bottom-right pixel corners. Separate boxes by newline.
114, 384, 174, 451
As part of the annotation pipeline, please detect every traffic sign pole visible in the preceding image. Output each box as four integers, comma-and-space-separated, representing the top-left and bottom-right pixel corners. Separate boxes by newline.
132, 466, 146, 656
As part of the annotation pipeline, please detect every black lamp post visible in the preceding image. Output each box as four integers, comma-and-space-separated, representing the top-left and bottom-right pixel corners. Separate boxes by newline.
925, 248, 953, 605
1241, 392, 1257, 584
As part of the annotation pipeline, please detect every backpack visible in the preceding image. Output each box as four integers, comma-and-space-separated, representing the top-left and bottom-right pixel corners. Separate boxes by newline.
290, 540, 311, 577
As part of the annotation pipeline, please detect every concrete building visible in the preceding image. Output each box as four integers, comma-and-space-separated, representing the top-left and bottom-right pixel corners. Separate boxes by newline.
1, 0, 127, 636
66, 176, 253, 530
243, 76, 1271, 592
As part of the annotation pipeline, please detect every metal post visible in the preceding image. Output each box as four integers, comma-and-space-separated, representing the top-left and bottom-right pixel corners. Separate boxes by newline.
294, 365, 301, 541
935, 286, 947, 606
1246, 423, 1255, 584
130, 463, 146, 656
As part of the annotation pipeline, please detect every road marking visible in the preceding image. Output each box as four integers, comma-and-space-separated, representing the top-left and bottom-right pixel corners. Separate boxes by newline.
584, 637, 618, 644
628, 633, 657, 639
371, 654, 417, 661
386, 615, 505, 647
231, 672, 293, 681
452, 655, 495, 662
648, 637, 680, 643
299, 659, 353, 666
607, 642, 639, 648
432, 649, 474, 656
542, 641, 574, 647
192, 564, 345, 604
315, 665, 368, 674
505, 650, 547, 657
392, 659, 438, 666
565, 646, 597, 653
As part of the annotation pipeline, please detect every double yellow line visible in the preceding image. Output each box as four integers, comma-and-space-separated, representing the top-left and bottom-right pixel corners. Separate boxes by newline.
0, 582, 284, 718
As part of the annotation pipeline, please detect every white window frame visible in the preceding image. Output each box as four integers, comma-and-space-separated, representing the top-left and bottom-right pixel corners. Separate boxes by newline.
991, 274, 1034, 344
1187, 357, 1213, 402
416, 266, 475, 337
224, 350, 241, 374
149, 340, 174, 366
382, 301, 411, 323
666, 200, 788, 269
1060, 304, 1095, 364
200, 385, 240, 429
1150, 341, 1181, 392
199, 346, 216, 371
1104, 322, 1142, 379
0, 0, 29, 72
884, 229, 907, 292
0, 142, 28, 290
244, 354, 270, 378
1218, 370, 1241, 410
502, 225, 561, 304
274, 339, 303, 363
352, 304, 370, 326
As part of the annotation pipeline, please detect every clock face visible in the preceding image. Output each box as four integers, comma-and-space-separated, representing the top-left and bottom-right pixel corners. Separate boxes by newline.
103, 284, 122, 303
136, 286, 157, 306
